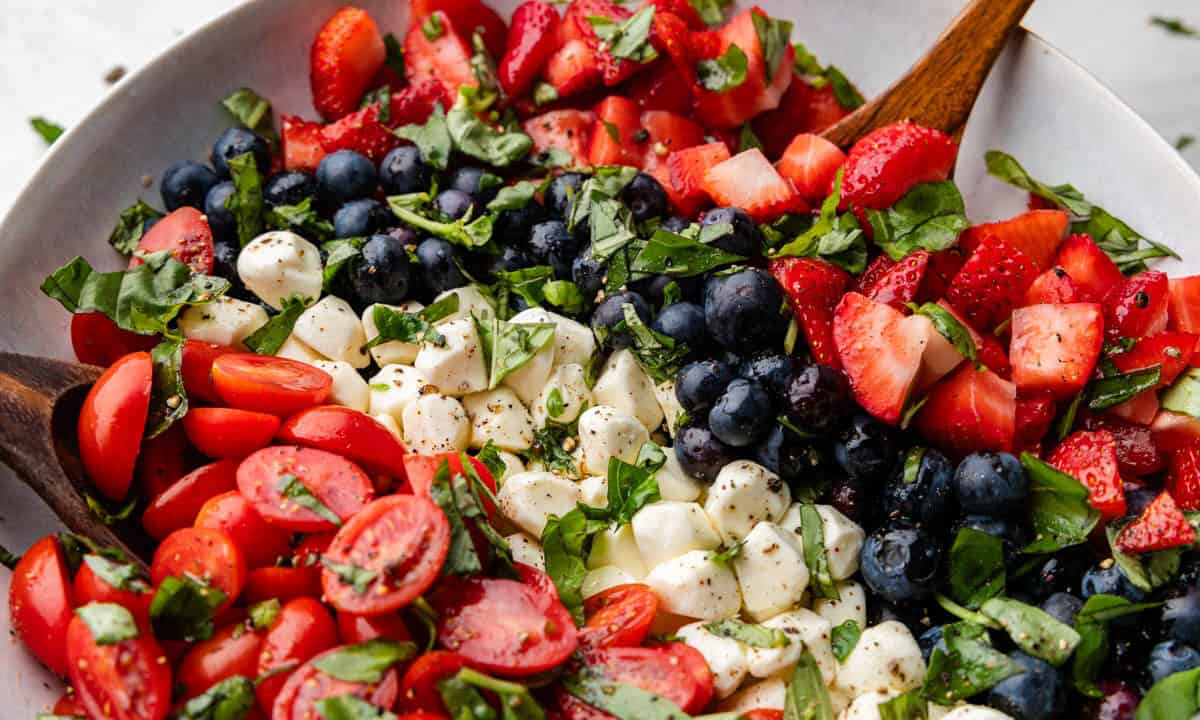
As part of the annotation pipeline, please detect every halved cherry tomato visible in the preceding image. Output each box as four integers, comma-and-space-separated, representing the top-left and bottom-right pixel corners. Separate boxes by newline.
79, 351, 153, 500
211, 354, 333, 416
66, 612, 172, 720
580, 644, 713, 714
52, 690, 87, 717
150, 527, 246, 614
243, 566, 324, 605
181, 340, 237, 404
660, 643, 715, 711
70, 312, 157, 367
744, 711, 784, 720
73, 553, 154, 627
279, 406, 409, 478
183, 407, 280, 458
136, 424, 195, 500
338, 611, 413, 644
431, 575, 578, 676
515, 561, 559, 600
551, 689, 616, 720
129, 206, 215, 275
8, 535, 73, 676
195, 490, 294, 569
398, 651, 472, 713
176, 621, 263, 699
238, 445, 375, 532
580, 583, 658, 649
321, 495, 450, 615
272, 647, 401, 720
256, 597, 340, 711
403, 452, 496, 516
142, 459, 239, 540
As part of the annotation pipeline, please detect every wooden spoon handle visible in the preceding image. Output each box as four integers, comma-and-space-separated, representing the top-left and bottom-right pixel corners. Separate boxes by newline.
822, 0, 1035, 148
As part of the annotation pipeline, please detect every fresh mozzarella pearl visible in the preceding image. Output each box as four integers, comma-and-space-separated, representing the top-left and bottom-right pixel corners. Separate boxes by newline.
367, 364, 428, 425
779, 503, 866, 581
541, 310, 596, 368
592, 349, 664, 432
414, 317, 488, 396
179, 296, 268, 349
504, 308, 558, 405
734, 521, 809, 621
745, 608, 835, 683
942, 706, 1014, 720
717, 678, 787, 714
531, 363, 592, 426
293, 295, 371, 368
313, 360, 369, 412
644, 550, 741, 620
656, 449, 704, 502
704, 460, 791, 543
677, 622, 749, 699
631, 501, 722, 570
372, 413, 403, 442
236, 231, 322, 309
654, 380, 686, 437
433, 285, 495, 325
361, 301, 424, 366
588, 525, 646, 579
275, 335, 327, 364
506, 533, 545, 571
577, 406, 650, 476
497, 471, 582, 537
813, 581, 869, 629
401, 393, 470, 455
494, 451, 525, 482
842, 690, 899, 720
582, 566, 636, 599
462, 388, 534, 451
579, 475, 608, 509
835, 621, 926, 697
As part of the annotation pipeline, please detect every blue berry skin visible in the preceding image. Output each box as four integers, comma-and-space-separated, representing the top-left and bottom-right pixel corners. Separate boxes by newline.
592, 291, 651, 349
882, 448, 956, 526
954, 452, 1029, 516
1149, 640, 1200, 684
317, 150, 378, 207
572, 254, 605, 304
1165, 590, 1200, 647
1081, 563, 1147, 603
263, 171, 318, 207
738, 352, 796, 397
700, 207, 761, 256
203, 181, 238, 243
546, 172, 587, 216
494, 205, 547, 246
860, 520, 943, 604
957, 514, 1030, 566
621, 172, 668, 222
917, 625, 946, 662
350, 235, 413, 305
161, 161, 220, 211
211, 127, 271, 178
708, 379, 773, 447
1040, 592, 1084, 626
653, 302, 706, 349
527, 220, 582, 279
631, 274, 702, 306
659, 215, 692, 233
484, 245, 533, 278
783, 364, 851, 435
210, 239, 244, 295
434, 189, 476, 221
674, 423, 738, 483
984, 652, 1066, 720
834, 412, 900, 482
447, 166, 499, 203
334, 199, 392, 238
414, 237, 466, 296
379, 146, 433, 196
675, 359, 736, 414
703, 267, 787, 352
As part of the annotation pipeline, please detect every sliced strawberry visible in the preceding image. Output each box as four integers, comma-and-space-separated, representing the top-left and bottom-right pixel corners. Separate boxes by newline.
627, 61, 694, 115
310, 8, 386, 121
855, 255, 894, 295
1103, 270, 1169, 342
770, 257, 850, 369
1014, 390, 1057, 453
918, 248, 968, 303
860, 251, 929, 312
775, 134, 846, 205
839, 121, 958, 210
945, 236, 1038, 331
639, 0, 705, 30
1169, 276, 1200, 334
692, 9, 794, 129
1111, 332, 1198, 388
913, 313, 968, 394
649, 9, 696, 84
1079, 413, 1165, 476
959, 210, 1069, 273
832, 292, 930, 424
1115, 491, 1196, 553
1053, 234, 1123, 303
648, 164, 698, 218
389, 78, 448, 128
543, 39, 602, 98
405, 10, 478, 104
564, 0, 641, 87
1022, 267, 1078, 307
411, 0, 509, 59
1168, 443, 1200, 510
1107, 389, 1160, 426
281, 115, 328, 172
523, 110, 596, 168
931, 300, 1011, 379
753, 77, 851, 159
498, 1, 560, 97
1048, 430, 1127, 519
319, 104, 401, 162
639, 111, 705, 170
1010, 302, 1103, 400
916, 364, 1017, 455
589, 96, 644, 167
667, 142, 731, 211
703, 149, 807, 223
1152, 410, 1200, 452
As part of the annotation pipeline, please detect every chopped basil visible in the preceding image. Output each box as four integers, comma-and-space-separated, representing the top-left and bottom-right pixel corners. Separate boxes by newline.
396, 104, 452, 170
83, 554, 150, 594
980, 596, 1081, 666
612, 303, 689, 384
174, 675, 256, 720
604, 455, 662, 526
878, 691, 928, 720
313, 639, 417, 683
1161, 367, 1200, 418
430, 458, 514, 577
632, 228, 747, 277
446, 89, 534, 168
708, 540, 744, 567
588, 198, 640, 265
1106, 520, 1181, 592
565, 667, 693, 720
58, 532, 127, 571
546, 387, 566, 419
738, 122, 763, 153
543, 280, 586, 315
568, 167, 639, 235
267, 197, 335, 241
661, 280, 682, 307
1055, 391, 1084, 441
688, 0, 732, 26
1177, 135, 1196, 152
865, 182, 970, 261
1071, 594, 1162, 697
440, 668, 545, 720
792, 43, 864, 110
782, 650, 834, 720
221, 87, 274, 137
474, 441, 507, 481
830, 619, 861, 662
422, 12, 444, 40
388, 196, 495, 249
30, 116, 64, 144
947, 528, 1006, 609
528, 425, 579, 478
383, 32, 405, 76
248, 598, 281, 630
589, 6, 658, 63
798, 503, 838, 600
542, 508, 610, 624
147, 338, 188, 437
908, 302, 980, 368
1135, 666, 1200, 719
75, 602, 140, 645
278, 473, 342, 526
361, 85, 393, 123
108, 199, 164, 255
751, 12, 793, 82
0, 544, 20, 571
368, 293, 459, 349
697, 44, 748, 92
150, 575, 227, 641
1021, 452, 1100, 553
321, 557, 378, 595
489, 265, 555, 314
487, 180, 541, 212
321, 237, 365, 289
920, 622, 1021, 704
315, 695, 398, 720
225, 152, 265, 247
475, 314, 557, 388
703, 618, 790, 648
84, 492, 138, 526
768, 170, 867, 274
243, 294, 312, 355
1151, 15, 1199, 36
1085, 365, 1161, 411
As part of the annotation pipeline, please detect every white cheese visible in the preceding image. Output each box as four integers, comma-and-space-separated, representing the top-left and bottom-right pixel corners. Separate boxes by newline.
677, 622, 750, 700
592, 349, 664, 432
631, 500, 722, 570
367, 364, 428, 425
494, 451, 525, 482
734, 521, 810, 621
745, 608, 835, 684
835, 621, 926, 698
542, 311, 596, 369
654, 380, 686, 437
531, 363, 592, 426
813, 581, 868, 629
579, 475, 608, 509
179, 296, 269, 349
577, 406, 650, 476
656, 448, 704, 502
496, 470, 582, 537
506, 533, 545, 571
312, 360, 369, 412
462, 387, 535, 451
433, 285, 495, 325
372, 413, 403, 443
644, 550, 741, 620
292, 295, 370, 368
401, 393, 470, 455
503, 308, 558, 406
842, 690, 899, 720
582, 566, 636, 599
942, 706, 1015, 720
275, 335, 327, 364
414, 317, 488, 396
779, 503, 866, 581
588, 524, 646, 579
361, 301, 424, 366
716, 677, 787, 714
236, 231, 323, 309
704, 460, 791, 543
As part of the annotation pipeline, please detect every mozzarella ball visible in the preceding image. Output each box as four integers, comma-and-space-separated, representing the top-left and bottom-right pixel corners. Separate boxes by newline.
835, 621, 926, 697
497, 471, 582, 537
462, 387, 534, 451
577, 406, 650, 476
582, 566, 636, 599
543, 310, 596, 368
717, 678, 787, 714
943, 706, 1014, 720
654, 380, 686, 437
414, 317, 488, 396
434, 285, 495, 325
745, 608, 834, 683
401, 393, 470, 454
368, 364, 428, 425
493, 451, 525, 482
293, 295, 370, 368
312, 360, 369, 412
779, 503, 866, 581
579, 475, 608, 509
631, 501, 722, 570
843, 690, 899, 720
644, 550, 741, 620
592, 349, 664, 432
506, 533, 545, 571
503, 308, 559, 406
677, 622, 750, 699
275, 335, 327, 364
735, 521, 810, 620
704, 460, 791, 543
813, 581, 869, 629
588, 524, 647, 579
236, 231, 322, 309
179, 296, 268, 349
531, 363, 592, 426
362, 301, 424, 366
656, 448, 704, 502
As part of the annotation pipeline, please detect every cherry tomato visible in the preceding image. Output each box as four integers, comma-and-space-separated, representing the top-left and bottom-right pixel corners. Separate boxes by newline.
195, 490, 293, 569
66, 612, 172, 720
398, 651, 472, 713
515, 562, 560, 600
211, 354, 333, 417
150, 527, 246, 614
136, 424, 195, 500
279, 406, 409, 478
129, 206, 214, 274
588, 643, 715, 714
744, 711, 784, 720
72, 553, 154, 627
176, 621, 263, 699
8, 535, 73, 676
321, 495, 450, 615
403, 452, 496, 516
78, 351, 153, 500
551, 689, 616, 720
52, 690, 87, 717
272, 647, 401, 720
183, 407, 280, 459
580, 584, 658, 649
431, 575, 578, 677
180, 340, 237, 404
142, 459, 239, 540
256, 597, 340, 711
70, 312, 157, 367
663, 642, 715, 711
338, 611, 413, 644
242, 566, 323, 605
237, 445, 375, 532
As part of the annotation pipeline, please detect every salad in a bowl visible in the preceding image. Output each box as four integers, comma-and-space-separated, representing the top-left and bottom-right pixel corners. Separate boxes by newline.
9, 1, 1200, 719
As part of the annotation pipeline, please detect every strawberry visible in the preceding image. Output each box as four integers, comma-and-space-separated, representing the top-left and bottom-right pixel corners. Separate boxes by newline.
389, 78, 448, 128
1104, 270, 1169, 342
639, 111, 705, 170
855, 255, 895, 295
917, 248, 968, 303
310, 8, 386, 121
913, 313, 968, 394
1014, 390, 1057, 453
649, 8, 696, 83
522, 110, 596, 168
860, 250, 929, 312
319, 104, 401, 162
543, 39, 602, 98
1010, 302, 1103, 400
839, 121, 958, 210
753, 77, 851, 159
1053, 234, 1123, 302
589, 96, 644, 167
932, 300, 1011, 379
1021, 267, 1078, 307
945, 236, 1038, 331
775, 134, 846, 205
703, 149, 807, 223
1169, 276, 1200, 333
498, 1, 561, 98
1168, 443, 1200, 510
411, 0, 509, 59
832, 292, 930, 424
280, 115, 328, 171
959, 210, 1069, 273
627, 61, 694, 115
769, 257, 850, 368
1152, 410, 1200, 452
564, 0, 641, 87
639, 0, 705, 30
648, 165, 696, 218
692, 9, 794, 129
1107, 389, 1160, 426
916, 364, 1017, 455
1111, 332, 1198, 388
1115, 491, 1196, 553
1080, 413, 1165, 476
405, 10, 478, 104
668, 142, 730, 202
1048, 430, 1126, 519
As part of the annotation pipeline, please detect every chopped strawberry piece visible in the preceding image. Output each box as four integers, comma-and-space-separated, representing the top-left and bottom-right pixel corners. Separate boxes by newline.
1115, 491, 1196, 553
589, 96, 644, 167
1168, 443, 1200, 510
913, 313, 968, 394
498, 1, 561, 97
310, 8, 386, 121
916, 364, 1017, 455
1048, 430, 1127, 519
860, 250, 929, 312
1014, 390, 1057, 453
523, 110, 595, 168
1080, 413, 1165, 476
840, 121, 958, 210
1108, 389, 1160, 426
543, 39, 602, 98
855, 255, 895, 295
1169, 276, 1200, 333
703, 149, 807, 223
1010, 303, 1103, 400
411, 0, 509, 58
563, 0, 641, 87
692, 9, 794, 129
1054, 234, 1123, 302
405, 10, 478, 104
389, 78, 448, 128
918, 248, 968, 303
280, 115, 328, 171
319, 104, 401, 162
649, 9, 696, 83
639, 111, 705, 170
1111, 332, 1198, 388
1152, 410, 1200, 452
753, 77, 852, 159
959, 210, 1069, 273
930, 300, 1011, 379
945, 236, 1038, 331
639, 0, 705, 30
627, 61, 694, 115
667, 142, 731, 211
648, 164, 698, 218
1022, 267, 1079, 307
775, 134, 846, 205
832, 292, 930, 424
770, 257, 851, 369
1104, 270, 1169, 342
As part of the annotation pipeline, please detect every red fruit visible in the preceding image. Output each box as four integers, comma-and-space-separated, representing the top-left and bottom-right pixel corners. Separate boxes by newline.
703, 149, 807, 223
1111, 332, 1198, 388
832, 292, 929, 424
977, 333, 1013, 380
945, 236, 1038, 331
639, 111, 705, 171
1104, 270, 1169, 342
564, 0, 640, 87
775, 133, 846, 204
1010, 303, 1104, 399
959, 210, 1069, 273
916, 364, 1017, 455
627, 61, 694, 115
499, 1, 560, 97
523, 110, 595, 168
639, 0, 705, 30
840, 121, 958, 210
405, 11, 477, 103
770, 257, 851, 369
319, 104, 401, 162
1169, 276, 1200, 333
411, 0, 509, 59
649, 10, 696, 84
281, 116, 327, 172
1054, 234, 1123, 302
1115, 491, 1196, 553
1152, 410, 1200, 452
1048, 430, 1126, 520
389, 78, 448, 128
855, 255, 895, 295
1022, 267, 1078, 307
1080, 413, 1165, 476
692, 9, 794, 129
1108, 389, 1160, 426
588, 96, 643, 168
666, 142, 731, 216
1168, 443, 1200, 510
1014, 390, 1056, 452
860, 250, 929, 312
310, 8, 386, 121
130, 207, 215, 275
543, 39, 601, 98
919, 248, 968, 303
753, 77, 852, 159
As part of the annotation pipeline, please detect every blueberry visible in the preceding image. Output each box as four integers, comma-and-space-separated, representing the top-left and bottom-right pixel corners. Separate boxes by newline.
211, 127, 271, 178
434, 189, 476, 221
494, 205, 547, 246
917, 625, 946, 662
860, 520, 943, 604
210, 239, 243, 292
415, 237, 466, 295
834, 412, 900, 482
447, 166, 499, 202
984, 651, 1066, 720
527, 220, 582, 279
383, 225, 418, 245
653, 302, 706, 349
263, 170, 318, 207
484, 245, 534, 278
660, 215, 692, 233
826, 476, 878, 524
675, 359, 736, 413
783, 364, 852, 435
708, 379, 773, 447
380, 146, 433, 196
1165, 590, 1200, 646
317, 150, 378, 207
882, 448, 956, 525
1149, 640, 1200, 684
592, 291, 651, 348
546, 172, 587, 216
700, 207, 762, 256
753, 424, 830, 488
703, 268, 787, 352
203, 181, 237, 243
572, 254, 605, 304
1081, 563, 1147, 603
349, 235, 413, 305
1040, 592, 1084, 626
737, 353, 796, 397
631, 274, 703, 306
1015, 549, 1092, 602
621, 172, 668, 222
957, 514, 1030, 566
954, 452, 1028, 516
160, 160, 219, 211
675, 423, 738, 483
1125, 484, 1158, 516
334, 199, 392, 238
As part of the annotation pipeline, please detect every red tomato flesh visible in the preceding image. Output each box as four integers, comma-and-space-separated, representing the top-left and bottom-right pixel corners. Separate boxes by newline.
79, 351, 153, 500
279, 405, 409, 479
399, 651, 472, 714
181, 340, 237, 404
580, 583, 658, 649
142, 458, 239, 540
70, 312, 157, 367
150, 527, 247, 614
66, 612, 173, 720
212, 354, 333, 417
256, 597, 341, 711
176, 621, 263, 699
272, 648, 400, 720
237, 445, 375, 532
183, 407, 281, 459
195, 490, 294, 568
8, 535, 74, 676
129, 206, 214, 275
73, 553, 154, 627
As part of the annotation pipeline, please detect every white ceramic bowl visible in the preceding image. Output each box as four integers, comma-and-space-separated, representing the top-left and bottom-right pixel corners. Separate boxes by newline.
2, 0, 1199, 710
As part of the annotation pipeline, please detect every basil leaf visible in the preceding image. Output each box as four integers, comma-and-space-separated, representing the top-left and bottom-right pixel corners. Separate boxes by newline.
428, 457, 515, 578
313, 639, 418, 683
528, 425, 579, 478
321, 237, 365, 290
568, 168, 639, 234
437, 676, 498, 720
703, 618, 790, 648
542, 508, 610, 624
708, 540, 745, 567
605, 455, 662, 526
150, 575, 227, 642
826, 66, 866, 111
782, 650, 834, 720
612, 303, 689, 384
1134, 666, 1200, 720
440, 668, 545, 720
489, 266, 556, 312
267, 197, 335, 241
911, 302, 979, 368
314, 695, 398, 720
175, 675, 256, 720
83, 554, 150, 594
866, 182, 971, 261
396, 103, 452, 170
878, 691, 928, 720
1021, 452, 1100, 553
321, 557, 377, 596
791, 43, 864, 110
422, 12, 444, 40
388, 196, 495, 249
248, 598, 281, 630
221, 87, 274, 137
84, 492, 138, 526
147, 338, 188, 437
589, 198, 639, 261
831, 619, 861, 662
543, 280, 586, 315
546, 387, 566, 420
278, 473, 342, 526
738, 122, 764, 153
688, 0, 732, 26
589, 6, 658, 63
75, 602, 139, 645
920, 622, 1022, 704
798, 503, 838, 600
109, 199, 164, 256
360, 85, 393, 123
751, 12, 793, 82
447, 89, 534, 168
565, 667, 692, 720
1152, 16, 1200, 36
980, 596, 1081, 666
243, 294, 312, 355
57, 533, 127, 572
697, 44, 748, 92
1106, 520, 1181, 592
367, 294, 459, 349
633, 228, 747, 277
1085, 365, 1161, 411
947, 528, 1006, 609
769, 170, 867, 274
225, 152, 265, 247
1071, 594, 1162, 697
30, 116, 64, 144
487, 180, 541, 212
475, 315, 556, 388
